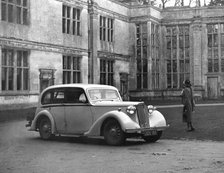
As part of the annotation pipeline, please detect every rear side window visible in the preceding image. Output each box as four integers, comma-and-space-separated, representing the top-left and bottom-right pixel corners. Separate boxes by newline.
41, 88, 65, 105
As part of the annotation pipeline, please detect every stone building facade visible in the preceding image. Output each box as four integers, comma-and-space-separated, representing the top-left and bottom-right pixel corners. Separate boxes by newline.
0, 0, 224, 108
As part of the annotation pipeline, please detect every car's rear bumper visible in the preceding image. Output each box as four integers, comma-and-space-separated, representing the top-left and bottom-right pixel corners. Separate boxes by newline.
125, 125, 169, 134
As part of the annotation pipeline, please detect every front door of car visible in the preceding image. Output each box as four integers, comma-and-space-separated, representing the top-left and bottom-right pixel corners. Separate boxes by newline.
64, 88, 93, 134
65, 104, 92, 134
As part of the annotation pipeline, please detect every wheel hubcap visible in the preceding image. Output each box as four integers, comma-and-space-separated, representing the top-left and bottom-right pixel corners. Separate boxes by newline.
109, 126, 120, 137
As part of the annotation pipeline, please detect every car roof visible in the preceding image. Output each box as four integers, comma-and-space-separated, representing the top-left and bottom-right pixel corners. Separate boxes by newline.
43, 84, 118, 91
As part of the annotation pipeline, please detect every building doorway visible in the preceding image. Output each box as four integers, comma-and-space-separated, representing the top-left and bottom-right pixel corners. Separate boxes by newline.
39, 68, 56, 92
207, 77, 218, 99
120, 73, 129, 101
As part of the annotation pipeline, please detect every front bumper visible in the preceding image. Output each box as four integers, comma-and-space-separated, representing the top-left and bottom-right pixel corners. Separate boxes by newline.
125, 125, 169, 134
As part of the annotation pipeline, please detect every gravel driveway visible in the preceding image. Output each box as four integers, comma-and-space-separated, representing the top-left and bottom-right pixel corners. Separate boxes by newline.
0, 120, 224, 173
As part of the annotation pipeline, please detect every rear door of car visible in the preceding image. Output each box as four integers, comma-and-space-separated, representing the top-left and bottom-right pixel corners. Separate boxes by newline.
41, 88, 66, 133
64, 88, 93, 134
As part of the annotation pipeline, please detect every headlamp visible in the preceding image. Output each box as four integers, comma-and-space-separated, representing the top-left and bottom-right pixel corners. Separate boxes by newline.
148, 105, 156, 114
126, 105, 136, 115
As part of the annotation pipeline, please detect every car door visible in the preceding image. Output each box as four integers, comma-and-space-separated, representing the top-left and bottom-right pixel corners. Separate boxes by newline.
64, 88, 93, 134
42, 88, 66, 133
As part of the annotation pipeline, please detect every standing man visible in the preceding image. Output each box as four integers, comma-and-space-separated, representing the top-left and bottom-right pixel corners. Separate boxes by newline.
181, 79, 195, 132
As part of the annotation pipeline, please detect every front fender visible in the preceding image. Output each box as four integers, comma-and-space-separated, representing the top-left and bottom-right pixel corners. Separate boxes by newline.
29, 110, 56, 134
84, 110, 140, 136
149, 110, 167, 128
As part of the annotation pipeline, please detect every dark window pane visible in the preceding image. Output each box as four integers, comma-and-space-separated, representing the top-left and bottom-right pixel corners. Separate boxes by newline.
8, 50, 14, 66
167, 74, 171, 88
143, 74, 147, 88
23, 68, 28, 90
143, 59, 147, 72
208, 59, 213, 72
221, 47, 224, 58
17, 7, 22, 24
77, 22, 80, 35
214, 59, 219, 72
221, 34, 224, 46
17, 68, 22, 90
17, 0, 21, 5
208, 35, 212, 47
62, 5, 66, 17
23, 8, 28, 24
173, 73, 177, 88
1, 3, 6, 21
8, 68, 14, 90
221, 59, 224, 72
67, 56, 71, 69
23, 52, 28, 67
67, 19, 70, 33
167, 36, 171, 49
62, 19, 66, 33
179, 60, 184, 73
17, 51, 22, 66
73, 8, 76, 19
2, 49, 7, 65
214, 48, 218, 58
73, 21, 76, 35
185, 59, 190, 72
23, 0, 27, 6
137, 74, 141, 89
67, 7, 70, 17
8, 4, 14, 22
2, 68, 7, 90
167, 60, 171, 73
185, 36, 189, 47
173, 60, 177, 72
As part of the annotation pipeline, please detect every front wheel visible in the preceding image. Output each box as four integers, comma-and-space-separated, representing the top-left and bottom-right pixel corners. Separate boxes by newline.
39, 117, 53, 140
142, 131, 162, 143
103, 119, 126, 146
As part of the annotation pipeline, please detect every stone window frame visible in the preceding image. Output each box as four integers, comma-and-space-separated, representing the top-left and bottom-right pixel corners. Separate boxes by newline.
62, 4, 81, 36
1, 48, 29, 92
166, 25, 190, 89
151, 23, 160, 89
62, 55, 81, 84
207, 23, 224, 73
100, 58, 114, 86
136, 23, 148, 90
1, 0, 29, 25
207, 24, 219, 73
99, 15, 114, 42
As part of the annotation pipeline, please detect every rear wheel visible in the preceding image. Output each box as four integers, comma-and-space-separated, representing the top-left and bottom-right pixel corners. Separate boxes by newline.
39, 117, 53, 140
142, 131, 162, 143
103, 119, 125, 146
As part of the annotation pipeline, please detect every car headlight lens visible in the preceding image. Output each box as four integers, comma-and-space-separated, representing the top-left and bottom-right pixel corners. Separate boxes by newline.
148, 105, 156, 114
126, 105, 136, 115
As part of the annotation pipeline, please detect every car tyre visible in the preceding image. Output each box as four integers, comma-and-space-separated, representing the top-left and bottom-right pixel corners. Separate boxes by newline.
103, 119, 125, 146
39, 117, 53, 140
142, 131, 162, 143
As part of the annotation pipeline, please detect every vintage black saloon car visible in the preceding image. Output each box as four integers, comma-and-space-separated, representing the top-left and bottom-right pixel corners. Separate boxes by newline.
26, 84, 169, 145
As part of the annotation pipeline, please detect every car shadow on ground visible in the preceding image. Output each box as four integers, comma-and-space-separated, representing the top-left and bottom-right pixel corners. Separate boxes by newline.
29, 135, 152, 146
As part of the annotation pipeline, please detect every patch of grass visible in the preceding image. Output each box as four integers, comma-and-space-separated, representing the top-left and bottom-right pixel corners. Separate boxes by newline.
158, 105, 224, 141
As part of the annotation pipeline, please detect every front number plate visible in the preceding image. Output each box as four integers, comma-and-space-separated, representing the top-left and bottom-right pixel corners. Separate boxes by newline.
144, 130, 157, 136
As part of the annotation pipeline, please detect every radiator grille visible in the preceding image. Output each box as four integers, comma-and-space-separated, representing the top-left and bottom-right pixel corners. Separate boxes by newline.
136, 103, 149, 128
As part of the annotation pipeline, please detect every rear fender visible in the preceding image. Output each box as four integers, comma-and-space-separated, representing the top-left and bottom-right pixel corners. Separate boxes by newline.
30, 110, 56, 134
84, 110, 140, 136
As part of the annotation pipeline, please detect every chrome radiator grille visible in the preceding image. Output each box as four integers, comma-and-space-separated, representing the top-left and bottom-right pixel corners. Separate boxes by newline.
136, 104, 149, 128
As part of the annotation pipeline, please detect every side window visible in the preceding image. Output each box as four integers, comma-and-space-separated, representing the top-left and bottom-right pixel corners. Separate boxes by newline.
65, 88, 87, 103
52, 90, 65, 104
42, 91, 52, 105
